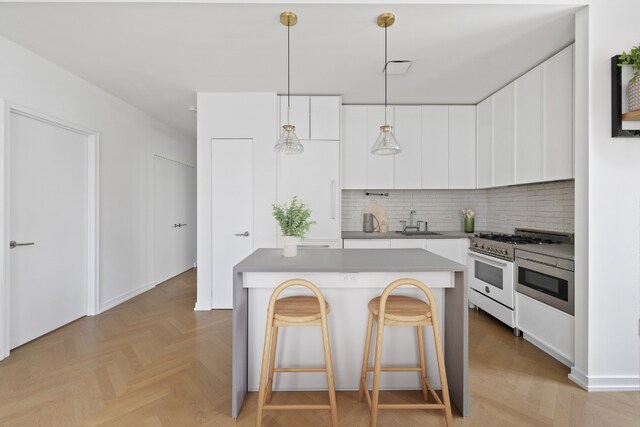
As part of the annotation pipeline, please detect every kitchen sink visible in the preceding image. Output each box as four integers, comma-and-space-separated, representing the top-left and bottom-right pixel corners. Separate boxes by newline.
395, 231, 441, 236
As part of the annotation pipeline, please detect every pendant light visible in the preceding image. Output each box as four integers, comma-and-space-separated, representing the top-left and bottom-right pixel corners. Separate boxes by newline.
371, 12, 401, 156
274, 11, 304, 155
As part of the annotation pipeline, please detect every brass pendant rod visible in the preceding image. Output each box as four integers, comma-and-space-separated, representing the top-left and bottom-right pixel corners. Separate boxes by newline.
384, 22, 388, 126
287, 15, 291, 125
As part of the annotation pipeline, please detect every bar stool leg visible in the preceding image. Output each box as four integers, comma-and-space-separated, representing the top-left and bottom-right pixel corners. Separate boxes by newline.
417, 325, 428, 401
256, 316, 275, 427
265, 326, 279, 403
358, 312, 375, 402
370, 319, 385, 427
320, 316, 339, 427
433, 323, 453, 426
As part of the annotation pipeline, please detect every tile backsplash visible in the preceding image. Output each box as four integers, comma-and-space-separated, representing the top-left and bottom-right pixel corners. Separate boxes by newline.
341, 180, 575, 234
486, 180, 574, 234
341, 189, 488, 232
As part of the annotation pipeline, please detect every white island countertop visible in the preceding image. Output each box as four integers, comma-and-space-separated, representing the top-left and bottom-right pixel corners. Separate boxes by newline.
231, 248, 468, 418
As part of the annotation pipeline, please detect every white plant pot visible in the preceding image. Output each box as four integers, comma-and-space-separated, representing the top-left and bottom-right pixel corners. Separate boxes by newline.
282, 236, 299, 257
628, 78, 640, 112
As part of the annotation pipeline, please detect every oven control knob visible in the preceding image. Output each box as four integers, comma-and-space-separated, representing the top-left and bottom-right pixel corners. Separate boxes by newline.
485, 286, 490, 293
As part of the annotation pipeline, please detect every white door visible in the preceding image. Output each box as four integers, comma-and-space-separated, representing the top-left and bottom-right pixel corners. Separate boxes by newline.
212, 139, 253, 309
154, 156, 196, 285
10, 111, 88, 349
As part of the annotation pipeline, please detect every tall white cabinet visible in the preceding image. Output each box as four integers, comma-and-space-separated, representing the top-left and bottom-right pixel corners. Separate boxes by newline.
278, 96, 341, 246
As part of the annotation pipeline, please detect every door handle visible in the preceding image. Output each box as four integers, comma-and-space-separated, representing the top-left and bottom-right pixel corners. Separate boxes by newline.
235, 232, 250, 237
174, 223, 188, 228
10, 241, 35, 249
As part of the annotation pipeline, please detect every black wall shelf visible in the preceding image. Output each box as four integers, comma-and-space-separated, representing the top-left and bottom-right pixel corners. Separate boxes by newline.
611, 55, 640, 137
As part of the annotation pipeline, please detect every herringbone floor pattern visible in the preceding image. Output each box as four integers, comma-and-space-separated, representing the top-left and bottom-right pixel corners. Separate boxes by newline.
0, 269, 638, 426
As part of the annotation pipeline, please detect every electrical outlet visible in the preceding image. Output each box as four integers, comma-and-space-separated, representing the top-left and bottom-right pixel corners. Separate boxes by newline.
444, 214, 451, 219
500, 214, 507, 221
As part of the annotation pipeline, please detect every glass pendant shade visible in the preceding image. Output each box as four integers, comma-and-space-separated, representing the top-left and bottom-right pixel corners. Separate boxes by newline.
370, 125, 401, 155
274, 124, 304, 154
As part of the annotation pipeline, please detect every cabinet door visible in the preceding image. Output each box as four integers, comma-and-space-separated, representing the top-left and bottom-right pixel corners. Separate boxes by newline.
426, 239, 468, 265
343, 239, 390, 248
278, 140, 339, 240
476, 97, 493, 188
342, 105, 367, 189
279, 95, 310, 139
493, 84, 515, 187
515, 66, 543, 184
366, 106, 395, 189
394, 106, 422, 189
448, 106, 477, 189
543, 45, 574, 181
421, 106, 449, 189
310, 96, 340, 140
390, 239, 427, 249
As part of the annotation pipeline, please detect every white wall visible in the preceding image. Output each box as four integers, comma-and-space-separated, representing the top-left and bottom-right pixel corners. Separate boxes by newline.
196, 92, 277, 310
0, 34, 195, 324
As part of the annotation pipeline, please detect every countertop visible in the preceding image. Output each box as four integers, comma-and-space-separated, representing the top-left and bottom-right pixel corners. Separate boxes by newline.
342, 230, 479, 240
516, 243, 575, 261
234, 248, 466, 273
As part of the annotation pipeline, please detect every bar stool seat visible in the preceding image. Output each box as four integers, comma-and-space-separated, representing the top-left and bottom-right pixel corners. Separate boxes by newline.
274, 296, 330, 324
368, 295, 432, 324
359, 279, 453, 427
256, 279, 338, 427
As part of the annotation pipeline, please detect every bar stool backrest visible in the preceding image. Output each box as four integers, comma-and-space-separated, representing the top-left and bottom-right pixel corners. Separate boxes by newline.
267, 278, 329, 320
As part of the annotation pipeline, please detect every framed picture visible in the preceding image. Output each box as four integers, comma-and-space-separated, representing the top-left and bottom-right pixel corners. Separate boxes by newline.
611, 55, 640, 137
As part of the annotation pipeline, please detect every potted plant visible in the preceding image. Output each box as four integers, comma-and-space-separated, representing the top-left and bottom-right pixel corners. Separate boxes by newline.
272, 196, 315, 257
618, 44, 640, 112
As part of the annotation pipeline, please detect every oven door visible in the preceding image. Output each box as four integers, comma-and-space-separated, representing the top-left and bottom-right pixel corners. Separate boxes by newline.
468, 251, 514, 308
515, 257, 574, 315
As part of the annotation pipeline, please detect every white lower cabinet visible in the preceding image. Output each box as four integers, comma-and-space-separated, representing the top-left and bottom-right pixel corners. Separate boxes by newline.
390, 239, 427, 249
426, 239, 469, 265
516, 292, 574, 366
343, 238, 469, 266
297, 239, 342, 249
343, 239, 390, 249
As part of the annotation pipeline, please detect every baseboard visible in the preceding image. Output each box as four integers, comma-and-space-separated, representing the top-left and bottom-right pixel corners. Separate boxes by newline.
99, 281, 155, 313
522, 332, 573, 367
569, 368, 640, 391
194, 300, 212, 311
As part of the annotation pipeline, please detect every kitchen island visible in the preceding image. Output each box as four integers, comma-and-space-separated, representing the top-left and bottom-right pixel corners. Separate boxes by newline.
232, 248, 468, 418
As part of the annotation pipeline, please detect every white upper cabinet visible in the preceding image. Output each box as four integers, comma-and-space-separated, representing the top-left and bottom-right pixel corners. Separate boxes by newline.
543, 45, 574, 181
342, 105, 367, 189
515, 65, 543, 184
394, 106, 422, 189
476, 97, 493, 189
366, 106, 395, 189
279, 95, 340, 140
448, 106, 477, 189
310, 96, 341, 140
492, 83, 515, 187
421, 106, 449, 189
279, 96, 310, 139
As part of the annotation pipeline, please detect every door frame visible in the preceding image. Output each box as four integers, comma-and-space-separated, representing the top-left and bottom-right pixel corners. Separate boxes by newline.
0, 100, 99, 360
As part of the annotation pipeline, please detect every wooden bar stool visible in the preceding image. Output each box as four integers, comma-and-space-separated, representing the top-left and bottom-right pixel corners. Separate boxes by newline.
358, 278, 453, 427
255, 279, 338, 427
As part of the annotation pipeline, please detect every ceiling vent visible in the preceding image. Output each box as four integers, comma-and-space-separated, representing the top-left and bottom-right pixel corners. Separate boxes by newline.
384, 60, 413, 75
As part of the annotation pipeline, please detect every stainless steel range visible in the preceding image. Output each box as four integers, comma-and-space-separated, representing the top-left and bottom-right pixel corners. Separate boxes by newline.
468, 228, 573, 336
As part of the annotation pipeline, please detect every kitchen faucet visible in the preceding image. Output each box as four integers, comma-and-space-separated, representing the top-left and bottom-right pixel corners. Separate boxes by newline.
403, 210, 420, 232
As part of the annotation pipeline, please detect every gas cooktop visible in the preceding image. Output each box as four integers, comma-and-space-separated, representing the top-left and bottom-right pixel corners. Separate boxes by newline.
471, 228, 573, 261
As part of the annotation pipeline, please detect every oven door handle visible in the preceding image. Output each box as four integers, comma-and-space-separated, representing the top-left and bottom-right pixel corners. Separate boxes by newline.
469, 252, 509, 268
515, 255, 556, 267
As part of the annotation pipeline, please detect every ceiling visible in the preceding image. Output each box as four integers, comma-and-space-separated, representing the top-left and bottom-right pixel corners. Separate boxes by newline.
0, 2, 578, 138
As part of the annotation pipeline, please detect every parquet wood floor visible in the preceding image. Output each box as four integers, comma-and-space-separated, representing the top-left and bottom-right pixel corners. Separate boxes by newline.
0, 269, 638, 426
